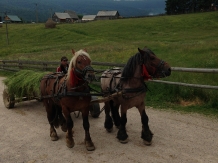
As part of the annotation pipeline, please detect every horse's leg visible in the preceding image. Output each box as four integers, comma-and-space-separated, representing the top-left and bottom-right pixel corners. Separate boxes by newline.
104, 101, 113, 132
116, 106, 128, 143
82, 110, 95, 151
62, 107, 74, 148
44, 100, 58, 141
110, 101, 120, 128
138, 103, 153, 145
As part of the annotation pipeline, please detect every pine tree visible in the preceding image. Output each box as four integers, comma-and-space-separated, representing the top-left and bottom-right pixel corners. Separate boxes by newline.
165, 0, 217, 14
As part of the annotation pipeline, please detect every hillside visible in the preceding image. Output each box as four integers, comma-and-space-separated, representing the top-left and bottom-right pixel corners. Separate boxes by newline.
0, 0, 165, 22
0, 12, 217, 65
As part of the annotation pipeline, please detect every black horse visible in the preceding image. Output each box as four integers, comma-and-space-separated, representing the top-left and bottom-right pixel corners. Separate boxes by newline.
100, 47, 171, 145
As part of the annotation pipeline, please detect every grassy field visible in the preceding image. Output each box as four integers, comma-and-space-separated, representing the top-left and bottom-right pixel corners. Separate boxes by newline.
0, 11, 218, 117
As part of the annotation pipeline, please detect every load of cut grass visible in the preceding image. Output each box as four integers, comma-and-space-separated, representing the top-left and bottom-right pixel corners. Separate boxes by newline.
3, 70, 49, 99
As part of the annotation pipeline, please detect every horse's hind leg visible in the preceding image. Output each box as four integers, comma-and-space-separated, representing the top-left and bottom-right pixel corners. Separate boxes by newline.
50, 125, 58, 141
138, 104, 153, 145
82, 110, 95, 151
104, 101, 113, 132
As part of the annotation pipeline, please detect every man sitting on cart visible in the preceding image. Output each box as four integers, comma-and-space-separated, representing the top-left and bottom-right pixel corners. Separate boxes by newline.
57, 56, 69, 74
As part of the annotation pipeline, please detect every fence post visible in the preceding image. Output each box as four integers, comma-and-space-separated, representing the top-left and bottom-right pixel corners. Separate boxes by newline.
18, 60, 23, 69
43, 63, 47, 71
2, 61, 5, 70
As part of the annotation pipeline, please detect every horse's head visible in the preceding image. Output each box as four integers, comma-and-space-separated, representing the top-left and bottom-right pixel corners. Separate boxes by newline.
67, 49, 95, 86
138, 47, 171, 79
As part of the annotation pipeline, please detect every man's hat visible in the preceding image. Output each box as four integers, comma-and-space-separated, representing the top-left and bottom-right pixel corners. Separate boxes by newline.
61, 56, 68, 61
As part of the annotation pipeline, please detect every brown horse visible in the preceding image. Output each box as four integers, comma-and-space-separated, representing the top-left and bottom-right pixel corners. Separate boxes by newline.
40, 49, 96, 151
101, 47, 171, 145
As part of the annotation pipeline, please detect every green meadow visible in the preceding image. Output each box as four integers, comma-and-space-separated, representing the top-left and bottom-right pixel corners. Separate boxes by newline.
0, 12, 218, 117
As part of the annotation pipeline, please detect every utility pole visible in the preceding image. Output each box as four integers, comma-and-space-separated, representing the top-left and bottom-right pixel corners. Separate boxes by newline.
34, 3, 38, 23
0, 11, 9, 45
50, 8, 53, 18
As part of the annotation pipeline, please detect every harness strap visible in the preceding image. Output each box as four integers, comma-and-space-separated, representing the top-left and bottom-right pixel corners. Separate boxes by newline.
40, 74, 93, 100
122, 84, 148, 99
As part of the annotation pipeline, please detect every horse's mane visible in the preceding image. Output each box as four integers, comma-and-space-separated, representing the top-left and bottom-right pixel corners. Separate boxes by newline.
66, 49, 91, 79
121, 48, 151, 81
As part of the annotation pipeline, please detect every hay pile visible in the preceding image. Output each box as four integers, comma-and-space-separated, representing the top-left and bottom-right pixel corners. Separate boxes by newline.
3, 70, 49, 99
45, 18, 56, 28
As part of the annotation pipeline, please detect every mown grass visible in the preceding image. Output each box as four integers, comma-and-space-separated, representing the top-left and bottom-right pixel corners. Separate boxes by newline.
0, 12, 218, 117
3, 70, 48, 99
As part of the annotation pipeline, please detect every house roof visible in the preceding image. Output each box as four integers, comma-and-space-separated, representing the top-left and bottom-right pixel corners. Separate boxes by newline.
64, 10, 79, 19
96, 11, 119, 17
82, 15, 96, 21
6, 15, 21, 22
54, 12, 71, 19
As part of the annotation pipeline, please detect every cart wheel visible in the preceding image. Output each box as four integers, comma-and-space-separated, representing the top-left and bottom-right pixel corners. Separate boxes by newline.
89, 96, 100, 118
3, 89, 15, 109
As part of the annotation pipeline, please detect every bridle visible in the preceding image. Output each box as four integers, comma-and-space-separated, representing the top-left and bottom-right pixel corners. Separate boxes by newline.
73, 55, 95, 81
74, 65, 95, 80
153, 60, 166, 78
141, 52, 166, 78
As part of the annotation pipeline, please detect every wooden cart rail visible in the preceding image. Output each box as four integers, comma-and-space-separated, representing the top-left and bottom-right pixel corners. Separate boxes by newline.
3, 87, 103, 118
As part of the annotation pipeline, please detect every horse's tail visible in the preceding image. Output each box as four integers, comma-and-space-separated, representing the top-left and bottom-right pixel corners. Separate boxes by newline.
48, 104, 59, 128
51, 104, 67, 129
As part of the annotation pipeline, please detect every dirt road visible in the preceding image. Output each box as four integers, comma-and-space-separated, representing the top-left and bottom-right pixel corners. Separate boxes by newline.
0, 76, 217, 163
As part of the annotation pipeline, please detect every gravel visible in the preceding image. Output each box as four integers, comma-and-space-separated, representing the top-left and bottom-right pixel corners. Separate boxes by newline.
0, 76, 217, 163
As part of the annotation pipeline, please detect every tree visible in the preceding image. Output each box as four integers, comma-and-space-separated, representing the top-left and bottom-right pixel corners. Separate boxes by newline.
165, 0, 188, 14
165, 0, 217, 14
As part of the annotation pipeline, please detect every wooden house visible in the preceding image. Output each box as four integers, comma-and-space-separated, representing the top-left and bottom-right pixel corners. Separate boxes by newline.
64, 10, 79, 21
52, 12, 72, 23
4, 15, 22, 23
96, 11, 120, 20
82, 15, 96, 21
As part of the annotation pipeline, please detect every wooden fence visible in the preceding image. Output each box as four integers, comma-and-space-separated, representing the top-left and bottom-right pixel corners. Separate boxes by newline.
1, 60, 218, 90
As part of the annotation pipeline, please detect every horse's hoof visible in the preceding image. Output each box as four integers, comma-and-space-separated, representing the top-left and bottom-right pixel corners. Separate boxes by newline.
51, 136, 58, 141
66, 139, 75, 148
61, 125, 67, 132
143, 140, 152, 146
119, 139, 128, 144
85, 140, 95, 151
106, 128, 113, 132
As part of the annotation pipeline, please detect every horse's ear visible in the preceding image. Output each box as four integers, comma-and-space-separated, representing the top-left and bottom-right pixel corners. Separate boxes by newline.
72, 49, 75, 56
138, 48, 145, 54
83, 48, 87, 52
